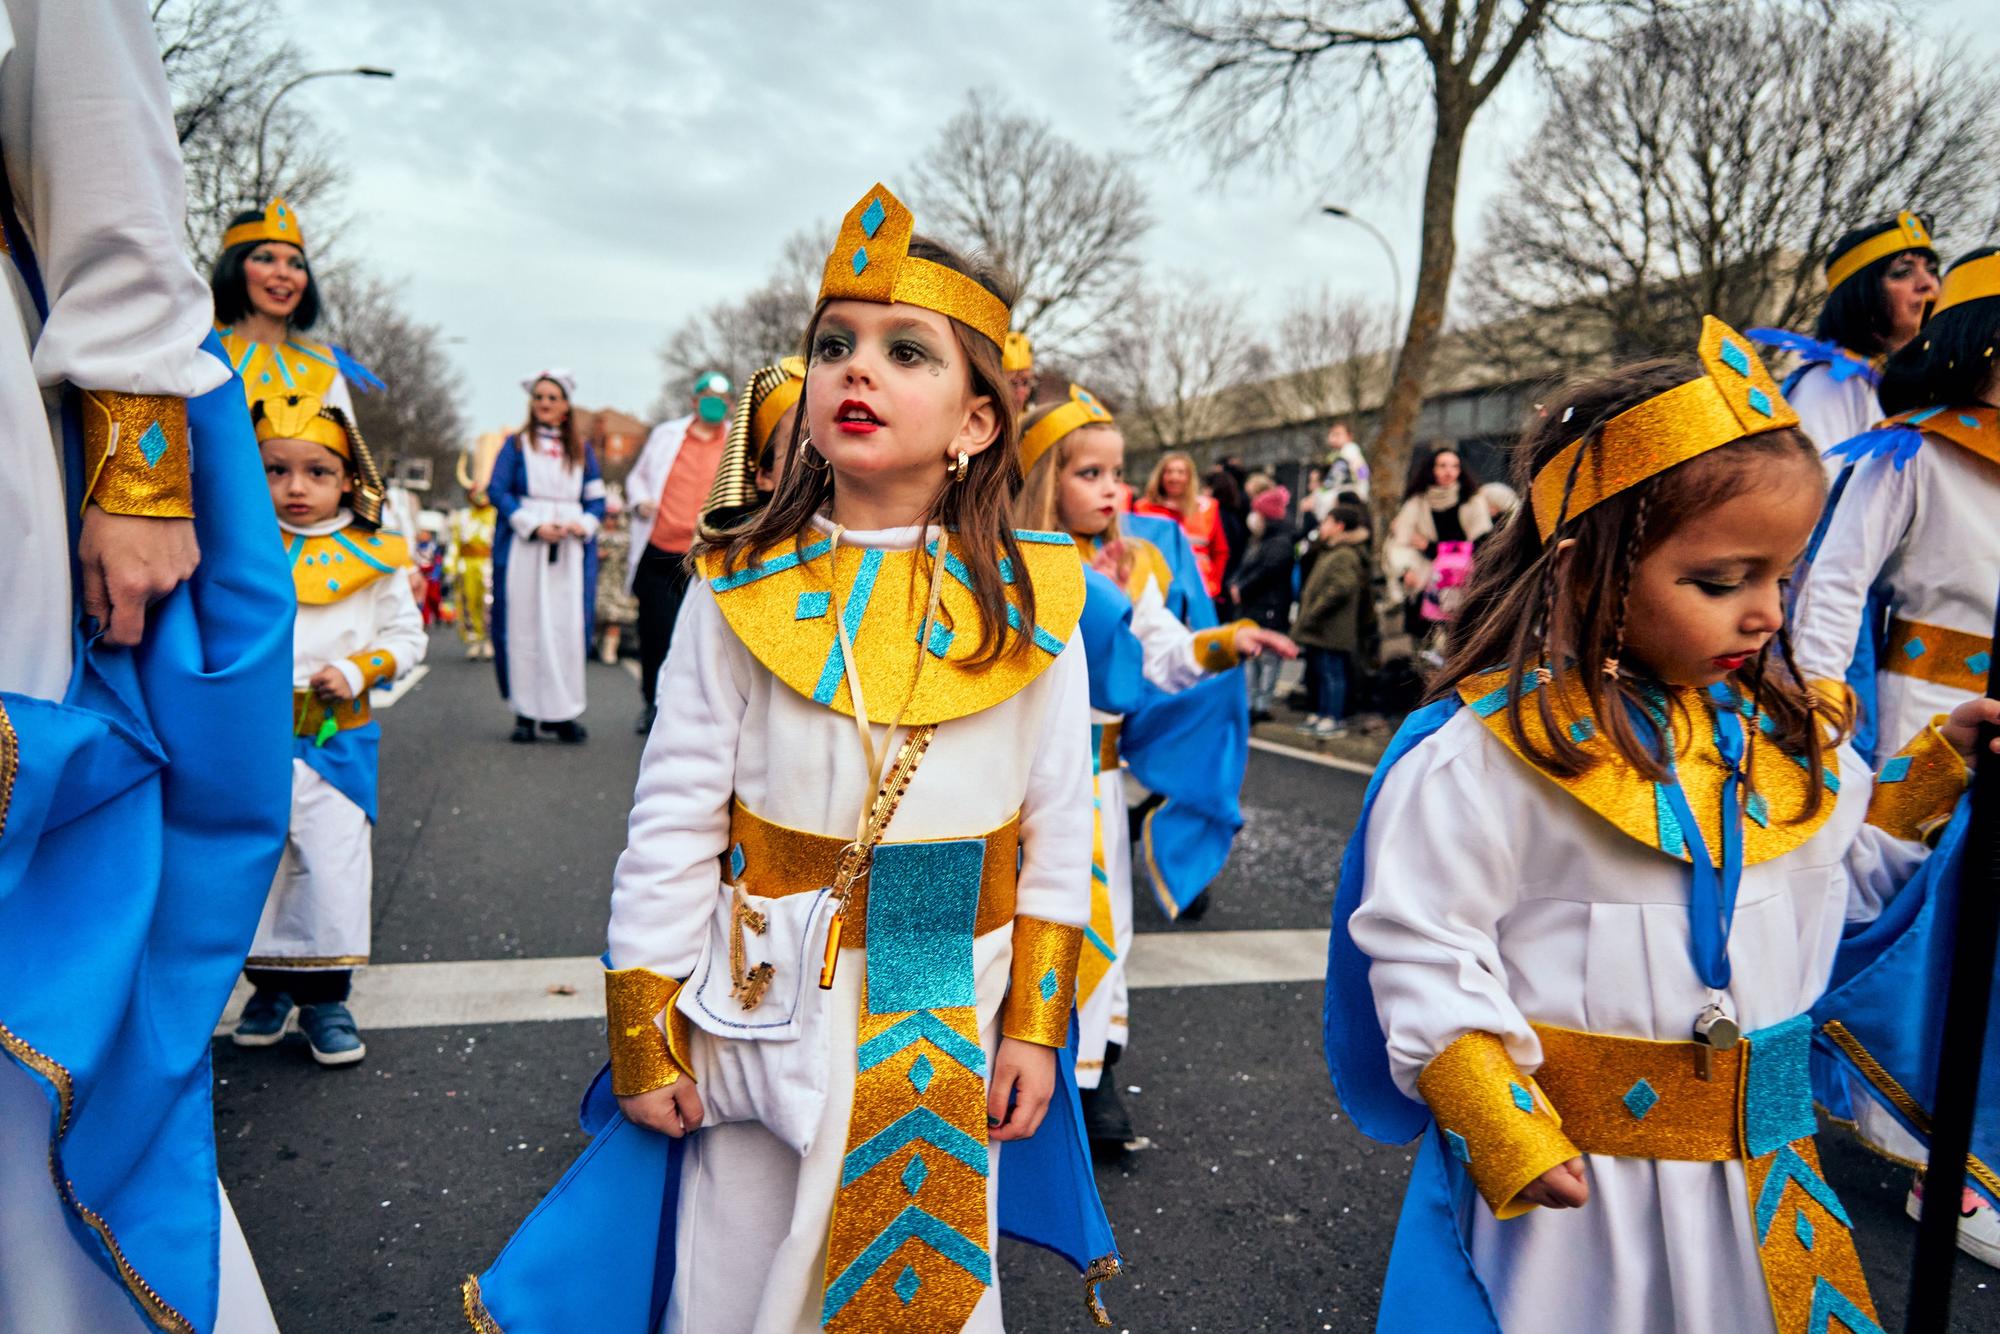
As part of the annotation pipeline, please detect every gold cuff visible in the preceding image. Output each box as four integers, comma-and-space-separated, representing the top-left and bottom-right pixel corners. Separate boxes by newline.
1190, 620, 1254, 673
1002, 916, 1083, 1047
604, 966, 694, 1096
1416, 1030, 1579, 1220
347, 649, 398, 692
80, 390, 193, 518
1866, 718, 1969, 844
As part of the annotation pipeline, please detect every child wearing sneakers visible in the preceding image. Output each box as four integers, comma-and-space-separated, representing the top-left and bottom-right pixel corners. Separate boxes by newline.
233, 391, 425, 1066
1293, 503, 1372, 738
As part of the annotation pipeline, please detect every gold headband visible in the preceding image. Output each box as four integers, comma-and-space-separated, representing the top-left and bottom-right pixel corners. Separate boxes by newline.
253, 391, 385, 525
1003, 331, 1034, 372
1531, 316, 1799, 543
751, 359, 807, 451
1932, 252, 2000, 318
224, 197, 306, 254
1824, 211, 1931, 294
817, 183, 1010, 348
1019, 384, 1113, 476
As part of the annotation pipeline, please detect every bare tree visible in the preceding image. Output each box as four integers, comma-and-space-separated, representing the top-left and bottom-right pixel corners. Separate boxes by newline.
1127, 0, 1604, 528
1255, 286, 1395, 425
153, 0, 344, 262
325, 274, 468, 500
652, 228, 822, 416
909, 91, 1152, 354
1464, 8, 2000, 365
1095, 277, 1272, 454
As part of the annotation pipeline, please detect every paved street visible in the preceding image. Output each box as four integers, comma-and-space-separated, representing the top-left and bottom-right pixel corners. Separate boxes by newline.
215, 630, 1996, 1332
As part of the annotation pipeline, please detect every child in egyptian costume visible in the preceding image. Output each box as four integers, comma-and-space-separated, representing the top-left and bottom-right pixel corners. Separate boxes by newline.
230, 392, 425, 1068
697, 356, 807, 541
1012, 385, 1295, 1147
1324, 318, 1995, 1333
464, 185, 1118, 1334
451, 436, 503, 659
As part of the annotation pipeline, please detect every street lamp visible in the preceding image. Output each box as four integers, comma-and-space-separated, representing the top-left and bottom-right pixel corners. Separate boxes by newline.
1321, 205, 1404, 343
254, 67, 396, 202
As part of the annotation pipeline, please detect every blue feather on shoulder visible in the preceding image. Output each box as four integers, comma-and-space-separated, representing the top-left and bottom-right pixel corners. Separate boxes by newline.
331, 343, 387, 394
1826, 411, 1935, 470
1746, 328, 1878, 386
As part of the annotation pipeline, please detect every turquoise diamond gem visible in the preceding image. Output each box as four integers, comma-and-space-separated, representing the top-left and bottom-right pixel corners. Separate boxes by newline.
1959, 413, 1981, 429
1624, 1079, 1659, 1119
1568, 718, 1596, 743
1038, 967, 1058, 1001
851, 246, 869, 275
907, 1053, 934, 1095
1746, 387, 1774, 418
901, 1152, 929, 1196
1904, 637, 1928, 659
894, 1265, 922, 1304
795, 589, 830, 620
1509, 1081, 1535, 1114
136, 421, 172, 467
1718, 339, 1751, 377
1968, 651, 1992, 675
1795, 1209, 1815, 1251
1878, 755, 1912, 783
1444, 1129, 1470, 1163
729, 843, 746, 879
1747, 791, 1770, 828
860, 197, 887, 238
327, 579, 339, 591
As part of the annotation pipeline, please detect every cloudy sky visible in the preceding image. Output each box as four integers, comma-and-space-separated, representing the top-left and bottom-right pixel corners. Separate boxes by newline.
275, 1, 1992, 433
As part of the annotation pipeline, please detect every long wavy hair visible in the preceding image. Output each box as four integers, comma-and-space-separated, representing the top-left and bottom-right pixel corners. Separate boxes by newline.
1013, 409, 1128, 582
701, 236, 1031, 668
1432, 359, 1844, 818
1141, 451, 1200, 521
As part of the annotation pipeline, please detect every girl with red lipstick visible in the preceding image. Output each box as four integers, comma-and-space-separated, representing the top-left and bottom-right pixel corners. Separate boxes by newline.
1326, 318, 1998, 1333
466, 185, 1116, 1333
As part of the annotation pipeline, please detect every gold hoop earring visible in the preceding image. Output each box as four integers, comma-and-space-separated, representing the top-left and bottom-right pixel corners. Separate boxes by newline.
949, 450, 970, 483
798, 435, 829, 472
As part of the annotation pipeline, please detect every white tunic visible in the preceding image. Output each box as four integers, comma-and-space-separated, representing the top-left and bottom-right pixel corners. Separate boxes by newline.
504, 430, 600, 722
249, 515, 425, 968
1348, 707, 1923, 1334
607, 520, 1093, 1333
1794, 438, 2000, 763
0, 3, 275, 1328
1786, 363, 1881, 474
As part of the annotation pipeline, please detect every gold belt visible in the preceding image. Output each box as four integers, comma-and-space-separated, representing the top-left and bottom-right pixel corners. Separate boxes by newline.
1884, 616, 1992, 693
1097, 720, 1122, 774
1530, 1023, 1744, 1160
724, 798, 1019, 945
292, 688, 371, 737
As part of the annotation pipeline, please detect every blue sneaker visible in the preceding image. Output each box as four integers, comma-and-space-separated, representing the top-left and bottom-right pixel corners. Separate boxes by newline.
231, 990, 293, 1047
298, 1002, 367, 1067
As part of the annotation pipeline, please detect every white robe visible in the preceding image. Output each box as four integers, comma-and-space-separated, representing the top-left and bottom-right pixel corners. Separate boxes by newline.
0, 2, 275, 1328
1077, 569, 1212, 1089
606, 520, 1094, 1334
249, 514, 425, 968
620, 414, 693, 590
1786, 362, 1881, 474
1347, 707, 1926, 1334
503, 433, 600, 722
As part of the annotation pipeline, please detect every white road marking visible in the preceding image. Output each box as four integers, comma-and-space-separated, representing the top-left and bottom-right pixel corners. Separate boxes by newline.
371, 663, 428, 710
1248, 735, 1377, 777
215, 928, 1328, 1035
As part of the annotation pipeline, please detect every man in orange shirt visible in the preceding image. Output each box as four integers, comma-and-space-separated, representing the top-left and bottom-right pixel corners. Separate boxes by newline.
627, 370, 732, 732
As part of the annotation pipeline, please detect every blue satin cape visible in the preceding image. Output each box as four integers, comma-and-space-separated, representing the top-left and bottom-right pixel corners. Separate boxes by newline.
488, 436, 605, 703
1118, 510, 1217, 630
0, 332, 293, 1331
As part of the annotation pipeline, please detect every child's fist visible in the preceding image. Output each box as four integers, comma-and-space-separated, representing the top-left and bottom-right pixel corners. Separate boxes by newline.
619, 1081, 705, 1138
1941, 696, 2000, 766
309, 665, 355, 704
1515, 1157, 1589, 1211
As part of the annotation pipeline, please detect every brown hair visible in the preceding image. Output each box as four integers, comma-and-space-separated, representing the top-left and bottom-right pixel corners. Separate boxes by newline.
703, 236, 1031, 668
1432, 358, 1844, 816
520, 378, 584, 468
1013, 406, 1127, 582
1142, 451, 1200, 521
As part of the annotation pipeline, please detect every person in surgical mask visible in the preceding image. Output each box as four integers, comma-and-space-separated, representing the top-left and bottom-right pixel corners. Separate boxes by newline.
627, 370, 735, 733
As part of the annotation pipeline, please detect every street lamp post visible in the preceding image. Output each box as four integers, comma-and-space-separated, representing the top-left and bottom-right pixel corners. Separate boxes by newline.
1321, 205, 1405, 344
253, 66, 395, 202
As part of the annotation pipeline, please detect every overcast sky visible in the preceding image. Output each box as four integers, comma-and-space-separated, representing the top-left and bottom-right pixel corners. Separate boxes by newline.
276, 1, 1994, 434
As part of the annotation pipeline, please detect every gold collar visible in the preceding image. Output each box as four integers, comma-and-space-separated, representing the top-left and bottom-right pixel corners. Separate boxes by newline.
286, 528, 408, 605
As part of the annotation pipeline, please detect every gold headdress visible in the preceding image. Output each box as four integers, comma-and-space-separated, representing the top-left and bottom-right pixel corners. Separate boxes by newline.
1931, 251, 2000, 318
1003, 331, 1034, 372
1824, 211, 1931, 295
1530, 317, 1798, 543
816, 184, 1010, 348
1019, 383, 1113, 476
699, 357, 808, 540
223, 197, 307, 254
252, 390, 385, 526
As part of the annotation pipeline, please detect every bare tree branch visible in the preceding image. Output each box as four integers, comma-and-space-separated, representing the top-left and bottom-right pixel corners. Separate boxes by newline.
651, 227, 823, 417
1091, 277, 1273, 453
325, 274, 468, 499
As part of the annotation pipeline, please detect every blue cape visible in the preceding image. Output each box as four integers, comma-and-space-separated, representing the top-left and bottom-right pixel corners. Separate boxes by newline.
467, 1019, 1118, 1332
1118, 510, 1217, 630
0, 332, 293, 1331
489, 436, 605, 703
297, 722, 381, 824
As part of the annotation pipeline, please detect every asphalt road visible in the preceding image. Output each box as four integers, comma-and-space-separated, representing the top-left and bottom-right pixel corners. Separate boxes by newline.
214, 630, 1996, 1332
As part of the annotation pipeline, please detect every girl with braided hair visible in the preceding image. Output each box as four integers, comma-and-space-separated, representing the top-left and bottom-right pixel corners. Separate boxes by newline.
1324, 319, 1998, 1333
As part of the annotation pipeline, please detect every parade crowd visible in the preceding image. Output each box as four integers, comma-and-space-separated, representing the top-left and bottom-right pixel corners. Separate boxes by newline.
4, 5, 2000, 1334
